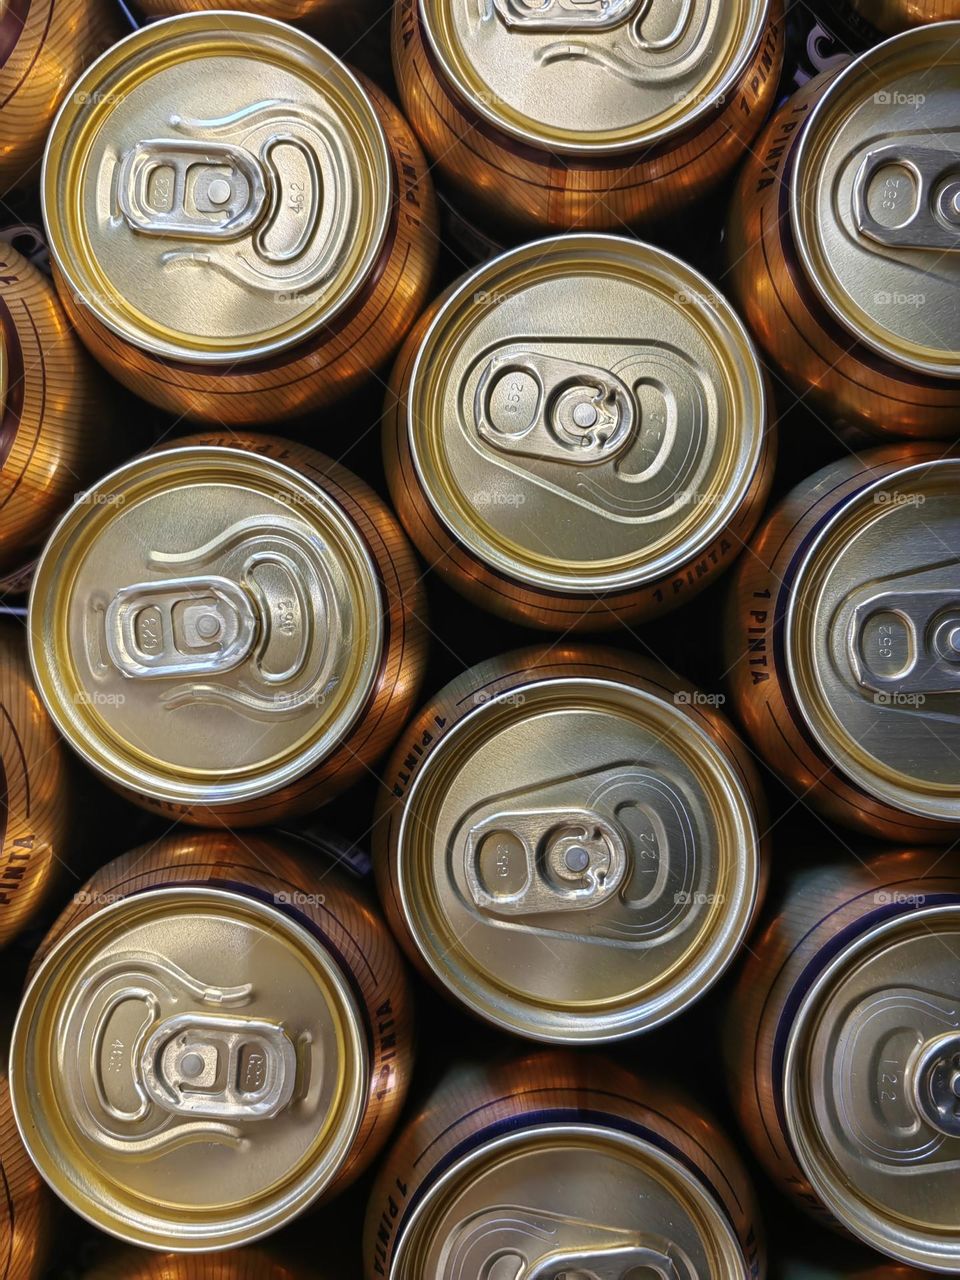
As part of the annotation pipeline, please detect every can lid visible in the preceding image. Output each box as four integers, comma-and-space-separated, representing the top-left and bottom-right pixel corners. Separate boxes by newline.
41, 13, 391, 365
10, 887, 367, 1250
419, 0, 770, 155
785, 903, 960, 1270
392, 670, 760, 1041
394, 1123, 748, 1277
786, 456, 960, 824
791, 23, 960, 378
27, 446, 382, 809
405, 235, 766, 596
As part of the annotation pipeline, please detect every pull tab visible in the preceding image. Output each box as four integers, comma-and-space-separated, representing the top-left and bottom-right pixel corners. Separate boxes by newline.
475, 349, 635, 465
140, 1013, 297, 1121
525, 1245, 682, 1280
117, 139, 268, 240
104, 576, 258, 679
912, 1031, 960, 1139
850, 589, 960, 697
465, 810, 628, 918
853, 144, 960, 251
492, 0, 640, 31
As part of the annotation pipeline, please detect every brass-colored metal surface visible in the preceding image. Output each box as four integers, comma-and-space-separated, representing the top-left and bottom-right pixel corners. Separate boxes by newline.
728, 36, 960, 439
852, 0, 960, 33
0, 1061, 52, 1280
728, 847, 960, 1272
726, 444, 960, 842
375, 646, 767, 1042
85, 1248, 314, 1279
133, 0, 382, 45
365, 1051, 764, 1279
43, 13, 437, 423
27, 433, 427, 826
0, 243, 119, 583
0, 622, 71, 950
393, 0, 783, 232
0, 0, 122, 191
12, 830, 413, 1251
385, 235, 773, 630
779, 1263, 930, 1280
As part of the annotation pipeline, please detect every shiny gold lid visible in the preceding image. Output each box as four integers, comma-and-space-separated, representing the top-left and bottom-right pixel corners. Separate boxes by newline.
42, 12, 391, 364
404, 235, 766, 596
785, 905, 960, 1270
28, 446, 382, 809
395, 1124, 748, 1277
392, 672, 760, 1041
786, 456, 960, 824
792, 23, 960, 378
10, 887, 366, 1250
419, 0, 770, 153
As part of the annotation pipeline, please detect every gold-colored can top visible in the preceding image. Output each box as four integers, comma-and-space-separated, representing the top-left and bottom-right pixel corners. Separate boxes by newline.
419, 0, 771, 152
792, 22, 960, 378
11, 886, 367, 1250
28, 446, 381, 809
785, 904, 960, 1270
393, 673, 760, 1040
395, 1123, 748, 1276
787, 456, 960, 824
405, 235, 766, 595
42, 12, 391, 364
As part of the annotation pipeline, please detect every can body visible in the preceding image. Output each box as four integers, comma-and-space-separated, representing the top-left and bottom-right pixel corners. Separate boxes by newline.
365, 1051, 764, 1279
0, 244, 119, 585
375, 645, 768, 1042
728, 846, 960, 1270
28, 433, 427, 826
84, 1249, 315, 1279
43, 16, 437, 425
393, 0, 784, 234
12, 830, 413, 1250
728, 33, 960, 440
385, 235, 773, 631
0, 1065, 51, 1280
726, 445, 960, 842
0, 0, 122, 190
792, 0, 960, 42
0, 624, 71, 950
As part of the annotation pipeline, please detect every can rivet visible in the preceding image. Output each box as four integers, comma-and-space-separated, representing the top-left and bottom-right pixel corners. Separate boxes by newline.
196, 613, 222, 640
572, 401, 599, 430
179, 1051, 206, 1079
564, 845, 591, 873
206, 178, 233, 207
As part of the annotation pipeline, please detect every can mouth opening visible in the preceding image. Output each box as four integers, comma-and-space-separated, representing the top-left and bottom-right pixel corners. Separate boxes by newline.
10, 886, 367, 1252
393, 672, 760, 1042
41, 11, 393, 366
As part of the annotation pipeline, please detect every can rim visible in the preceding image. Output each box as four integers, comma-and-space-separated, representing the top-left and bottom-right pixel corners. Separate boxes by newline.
392, 671, 761, 1042
404, 233, 768, 596
783, 902, 960, 1270
392, 1121, 749, 1277
9, 885, 368, 1252
790, 21, 960, 380
41, 11, 393, 366
417, 0, 771, 157
27, 445, 383, 808
784, 456, 960, 823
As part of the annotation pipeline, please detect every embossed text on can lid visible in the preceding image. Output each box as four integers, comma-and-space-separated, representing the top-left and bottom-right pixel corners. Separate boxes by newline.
791, 23, 960, 378
785, 457, 960, 825
10, 887, 367, 1250
28, 446, 382, 809
404, 235, 767, 595
392, 671, 760, 1041
42, 12, 392, 364
393, 1123, 749, 1277
784, 904, 960, 1270
419, 0, 771, 153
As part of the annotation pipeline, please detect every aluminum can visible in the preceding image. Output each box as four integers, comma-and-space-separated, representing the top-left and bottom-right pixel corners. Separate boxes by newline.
728, 25, 960, 440
10, 829, 414, 1251
794, 0, 960, 42
364, 1050, 764, 1279
0, 1055, 51, 1280
392, 0, 784, 234
0, 623, 72, 950
728, 846, 960, 1271
385, 235, 773, 631
27, 433, 427, 827
0, 0, 122, 191
726, 444, 960, 843
777, 1258, 930, 1280
132, 0, 385, 42
0, 243, 120, 588
41, 13, 437, 425
375, 645, 767, 1042
85, 1249, 314, 1279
